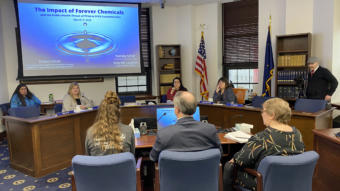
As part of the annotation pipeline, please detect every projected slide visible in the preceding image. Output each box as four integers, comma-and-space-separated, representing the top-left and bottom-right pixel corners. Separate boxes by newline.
17, 0, 141, 77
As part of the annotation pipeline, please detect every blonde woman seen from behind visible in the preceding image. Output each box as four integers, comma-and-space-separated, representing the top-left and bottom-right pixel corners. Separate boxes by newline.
85, 91, 135, 156
62, 82, 93, 112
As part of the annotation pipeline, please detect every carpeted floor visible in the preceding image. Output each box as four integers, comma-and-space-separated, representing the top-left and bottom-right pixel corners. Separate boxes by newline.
0, 139, 72, 191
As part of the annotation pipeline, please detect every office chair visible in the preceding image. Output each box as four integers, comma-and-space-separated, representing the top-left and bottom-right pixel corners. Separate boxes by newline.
294, 98, 327, 113
8, 106, 40, 118
54, 103, 63, 113
72, 152, 142, 191
0, 103, 10, 116
134, 117, 157, 130
154, 148, 222, 191
232, 88, 247, 104
251, 96, 272, 108
200, 115, 208, 123
234, 151, 319, 191
119, 95, 136, 105
160, 95, 167, 103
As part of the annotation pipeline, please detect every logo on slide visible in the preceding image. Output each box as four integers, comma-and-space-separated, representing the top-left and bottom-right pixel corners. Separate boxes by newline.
56, 31, 116, 56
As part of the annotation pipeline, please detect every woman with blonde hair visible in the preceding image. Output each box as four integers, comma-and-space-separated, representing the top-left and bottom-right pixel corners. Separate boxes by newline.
223, 98, 305, 191
62, 82, 93, 111
85, 91, 135, 156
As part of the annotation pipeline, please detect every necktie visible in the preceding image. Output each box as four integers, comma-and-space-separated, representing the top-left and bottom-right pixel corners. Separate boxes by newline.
311, 70, 315, 77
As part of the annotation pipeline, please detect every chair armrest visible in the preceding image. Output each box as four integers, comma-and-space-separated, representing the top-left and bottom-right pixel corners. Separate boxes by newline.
154, 163, 160, 191
244, 168, 263, 191
136, 157, 142, 191
70, 171, 76, 191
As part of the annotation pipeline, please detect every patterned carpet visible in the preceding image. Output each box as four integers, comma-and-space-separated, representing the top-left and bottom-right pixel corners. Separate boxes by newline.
0, 139, 72, 191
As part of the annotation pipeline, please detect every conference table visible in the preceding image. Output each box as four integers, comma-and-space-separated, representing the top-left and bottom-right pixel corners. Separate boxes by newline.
2, 103, 333, 177
312, 128, 340, 191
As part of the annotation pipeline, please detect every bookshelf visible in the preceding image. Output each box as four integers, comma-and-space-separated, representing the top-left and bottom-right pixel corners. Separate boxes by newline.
156, 45, 182, 95
276, 33, 311, 100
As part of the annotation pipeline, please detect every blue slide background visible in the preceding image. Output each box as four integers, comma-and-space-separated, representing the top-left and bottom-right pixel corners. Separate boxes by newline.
157, 107, 201, 129
17, 1, 141, 75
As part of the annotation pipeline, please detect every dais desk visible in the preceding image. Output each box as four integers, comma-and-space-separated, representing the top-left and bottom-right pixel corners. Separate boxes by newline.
313, 128, 340, 191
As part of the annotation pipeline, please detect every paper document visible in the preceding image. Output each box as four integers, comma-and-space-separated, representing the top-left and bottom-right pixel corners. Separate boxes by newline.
224, 131, 252, 143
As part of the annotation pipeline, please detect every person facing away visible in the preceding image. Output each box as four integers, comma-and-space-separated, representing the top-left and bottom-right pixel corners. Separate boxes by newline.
150, 91, 221, 162
62, 82, 94, 112
306, 57, 338, 101
166, 77, 188, 101
10, 83, 41, 108
213, 77, 237, 104
223, 98, 305, 191
85, 90, 135, 156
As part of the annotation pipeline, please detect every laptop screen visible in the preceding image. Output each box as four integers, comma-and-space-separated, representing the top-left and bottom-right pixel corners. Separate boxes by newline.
156, 107, 200, 129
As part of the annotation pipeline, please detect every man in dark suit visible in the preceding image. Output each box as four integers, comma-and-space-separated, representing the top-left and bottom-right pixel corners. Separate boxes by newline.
150, 91, 221, 162
306, 57, 338, 101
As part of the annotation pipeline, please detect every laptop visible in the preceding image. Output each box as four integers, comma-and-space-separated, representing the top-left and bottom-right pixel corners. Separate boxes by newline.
156, 106, 200, 129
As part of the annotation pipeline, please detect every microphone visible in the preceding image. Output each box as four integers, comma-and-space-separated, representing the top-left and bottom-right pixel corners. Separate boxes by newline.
157, 112, 166, 122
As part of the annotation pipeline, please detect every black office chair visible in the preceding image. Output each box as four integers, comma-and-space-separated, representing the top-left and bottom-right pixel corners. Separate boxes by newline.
251, 96, 272, 108
200, 115, 208, 123
134, 117, 157, 130
134, 117, 157, 136
294, 98, 327, 113
8, 106, 40, 118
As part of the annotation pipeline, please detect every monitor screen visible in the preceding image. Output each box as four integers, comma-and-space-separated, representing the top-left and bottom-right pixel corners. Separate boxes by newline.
156, 107, 200, 129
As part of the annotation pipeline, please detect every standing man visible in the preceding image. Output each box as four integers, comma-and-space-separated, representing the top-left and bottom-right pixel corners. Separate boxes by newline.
150, 91, 221, 162
306, 57, 338, 101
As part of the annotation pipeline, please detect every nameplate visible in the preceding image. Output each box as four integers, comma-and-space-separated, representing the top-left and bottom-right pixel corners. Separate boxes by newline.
226, 103, 243, 107
200, 101, 214, 104
56, 110, 74, 116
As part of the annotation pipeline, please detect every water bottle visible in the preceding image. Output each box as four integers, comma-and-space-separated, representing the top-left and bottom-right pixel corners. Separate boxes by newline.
49, 93, 54, 103
139, 122, 147, 135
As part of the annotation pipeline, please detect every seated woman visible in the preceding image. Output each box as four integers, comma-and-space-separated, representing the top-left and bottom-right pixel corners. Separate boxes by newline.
85, 91, 135, 155
10, 84, 41, 108
62, 82, 93, 111
166, 77, 187, 101
213, 77, 237, 104
223, 98, 305, 191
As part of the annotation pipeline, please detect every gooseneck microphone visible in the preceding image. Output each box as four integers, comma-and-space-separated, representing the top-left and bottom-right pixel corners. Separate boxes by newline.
157, 112, 167, 122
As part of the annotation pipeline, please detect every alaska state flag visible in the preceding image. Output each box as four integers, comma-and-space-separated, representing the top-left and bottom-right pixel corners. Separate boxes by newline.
262, 27, 274, 97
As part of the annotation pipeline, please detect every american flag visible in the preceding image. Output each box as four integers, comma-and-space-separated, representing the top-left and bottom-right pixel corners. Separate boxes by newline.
195, 33, 209, 100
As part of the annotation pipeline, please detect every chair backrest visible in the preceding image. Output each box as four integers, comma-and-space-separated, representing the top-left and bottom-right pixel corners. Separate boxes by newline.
72, 152, 136, 191
8, 106, 40, 118
251, 96, 271, 108
158, 148, 221, 191
257, 151, 319, 191
160, 95, 167, 103
54, 103, 63, 113
0, 103, 10, 115
119, 96, 136, 105
232, 88, 247, 104
134, 117, 157, 130
294, 98, 327, 113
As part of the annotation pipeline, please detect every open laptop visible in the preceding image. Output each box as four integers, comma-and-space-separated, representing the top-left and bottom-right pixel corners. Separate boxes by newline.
156, 106, 200, 129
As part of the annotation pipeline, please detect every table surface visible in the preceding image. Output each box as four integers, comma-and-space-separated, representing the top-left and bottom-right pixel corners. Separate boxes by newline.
135, 133, 238, 149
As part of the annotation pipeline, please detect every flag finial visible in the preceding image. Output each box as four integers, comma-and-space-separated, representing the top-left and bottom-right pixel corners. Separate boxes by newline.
269, 15, 272, 32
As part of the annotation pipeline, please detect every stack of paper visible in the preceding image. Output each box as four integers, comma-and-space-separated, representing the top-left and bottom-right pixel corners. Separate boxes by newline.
224, 130, 252, 143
